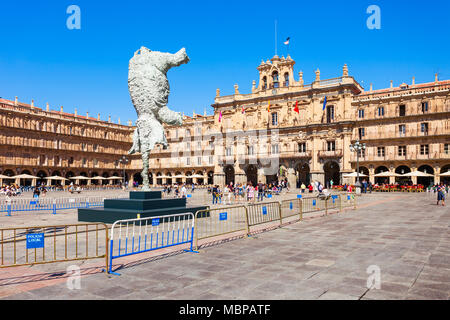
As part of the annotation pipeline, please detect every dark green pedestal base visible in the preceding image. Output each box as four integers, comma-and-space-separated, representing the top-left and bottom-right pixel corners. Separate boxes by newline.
78, 191, 208, 224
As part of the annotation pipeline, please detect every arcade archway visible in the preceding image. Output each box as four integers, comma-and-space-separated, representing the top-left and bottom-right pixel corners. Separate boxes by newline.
246, 165, 258, 186
324, 161, 340, 187
224, 165, 235, 186
417, 165, 434, 186
295, 163, 310, 188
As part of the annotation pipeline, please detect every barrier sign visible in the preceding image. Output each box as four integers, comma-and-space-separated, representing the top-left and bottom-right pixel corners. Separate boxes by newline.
347, 195, 351, 200
290, 202, 293, 210
219, 212, 227, 221
297, 195, 302, 199
187, 194, 192, 198
313, 200, 316, 206
26, 233, 45, 249
262, 206, 267, 215
267, 194, 272, 198
152, 218, 160, 226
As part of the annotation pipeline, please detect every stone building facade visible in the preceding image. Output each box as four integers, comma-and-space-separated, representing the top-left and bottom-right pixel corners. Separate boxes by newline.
0, 98, 139, 186
1, 55, 449, 188
209, 55, 450, 187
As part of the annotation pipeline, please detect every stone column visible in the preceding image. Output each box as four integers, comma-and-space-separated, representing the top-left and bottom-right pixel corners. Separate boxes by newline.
128, 173, 134, 188
369, 166, 375, 184
257, 168, 266, 184
286, 167, 296, 190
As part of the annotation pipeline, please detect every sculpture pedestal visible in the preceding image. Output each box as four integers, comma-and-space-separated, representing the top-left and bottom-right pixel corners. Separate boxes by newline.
78, 191, 207, 224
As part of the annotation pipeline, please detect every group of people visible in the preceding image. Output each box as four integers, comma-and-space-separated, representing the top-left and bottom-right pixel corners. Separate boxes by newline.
431, 184, 447, 206
162, 184, 189, 198
208, 180, 290, 205
0, 185, 23, 196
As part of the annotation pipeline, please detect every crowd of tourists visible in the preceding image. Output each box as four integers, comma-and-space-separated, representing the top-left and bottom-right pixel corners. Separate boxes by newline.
207, 180, 289, 205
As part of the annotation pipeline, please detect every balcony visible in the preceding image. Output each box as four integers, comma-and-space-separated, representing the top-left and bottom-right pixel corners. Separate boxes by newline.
318, 150, 343, 158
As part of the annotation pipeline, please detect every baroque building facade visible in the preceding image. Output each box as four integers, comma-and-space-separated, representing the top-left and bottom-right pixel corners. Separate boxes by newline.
209, 55, 450, 187
1, 55, 449, 188
0, 98, 139, 186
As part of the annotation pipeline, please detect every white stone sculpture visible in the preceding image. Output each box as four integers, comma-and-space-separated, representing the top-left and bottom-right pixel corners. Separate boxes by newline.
128, 46, 189, 190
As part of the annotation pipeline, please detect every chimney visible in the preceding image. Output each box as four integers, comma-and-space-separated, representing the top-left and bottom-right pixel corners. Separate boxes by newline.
14, 96, 18, 106
390, 80, 393, 89
204, 108, 207, 116
108, 115, 111, 122
435, 73, 439, 82
412, 76, 415, 86
74, 108, 77, 116
31, 100, 34, 109
216, 88, 220, 97
46, 102, 49, 112
118, 117, 121, 124
97, 113, 100, 120
234, 84, 239, 94
370, 83, 373, 92
128, 120, 132, 126
60, 106, 63, 113
86, 111, 89, 119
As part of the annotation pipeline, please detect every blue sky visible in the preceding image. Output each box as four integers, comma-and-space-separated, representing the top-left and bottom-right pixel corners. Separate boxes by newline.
0, 0, 448, 124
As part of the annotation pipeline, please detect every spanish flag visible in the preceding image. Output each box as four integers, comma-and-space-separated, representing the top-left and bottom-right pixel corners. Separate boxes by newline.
268, 100, 271, 112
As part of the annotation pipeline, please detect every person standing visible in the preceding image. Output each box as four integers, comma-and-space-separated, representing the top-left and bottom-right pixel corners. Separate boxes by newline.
212, 185, 218, 204
181, 184, 187, 198
301, 183, 306, 193
33, 187, 40, 206
437, 185, 445, 206
257, 181, 264, 202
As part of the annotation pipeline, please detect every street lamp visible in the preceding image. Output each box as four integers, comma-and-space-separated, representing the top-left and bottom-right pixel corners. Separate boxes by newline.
349, 140, 366, 194
118, 155, 129, 188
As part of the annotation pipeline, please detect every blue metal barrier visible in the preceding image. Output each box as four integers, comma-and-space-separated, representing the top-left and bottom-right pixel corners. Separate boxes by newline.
108, 212, 197, 275
0, 196, 125, 215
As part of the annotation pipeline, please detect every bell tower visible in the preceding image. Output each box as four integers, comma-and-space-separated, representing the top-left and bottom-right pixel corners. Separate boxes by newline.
256, 55, 296, 91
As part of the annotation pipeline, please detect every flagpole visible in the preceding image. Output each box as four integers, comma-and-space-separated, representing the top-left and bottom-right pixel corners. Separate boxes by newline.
275, 19, 277, 56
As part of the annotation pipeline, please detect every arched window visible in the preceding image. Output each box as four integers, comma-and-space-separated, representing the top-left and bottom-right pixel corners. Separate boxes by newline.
272, 71, 279, 88
284, 73, 289, 86
262, 76, 267, 90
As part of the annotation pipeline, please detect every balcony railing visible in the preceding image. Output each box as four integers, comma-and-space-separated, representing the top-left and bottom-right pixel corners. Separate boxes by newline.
353, 128, 448, 141
318, 150, 343, 158
350, 151, 446, 162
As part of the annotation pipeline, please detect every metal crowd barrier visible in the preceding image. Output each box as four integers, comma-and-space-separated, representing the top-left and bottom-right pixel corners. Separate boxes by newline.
194, 205, 249, 250
0, 196, 125, 216
301, 196, 326, 214
108, 212, 196, 275
246, 201, 281, 228
280, 198, 303, 222
341, 193, 357, 209
0, 223, 108, 270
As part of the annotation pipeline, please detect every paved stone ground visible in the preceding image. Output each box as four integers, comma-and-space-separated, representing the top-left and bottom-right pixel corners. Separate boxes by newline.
1, 191, 448, 300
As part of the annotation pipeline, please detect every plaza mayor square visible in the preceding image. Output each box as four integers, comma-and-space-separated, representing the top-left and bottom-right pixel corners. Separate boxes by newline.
0, 0, 448, 311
